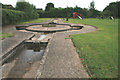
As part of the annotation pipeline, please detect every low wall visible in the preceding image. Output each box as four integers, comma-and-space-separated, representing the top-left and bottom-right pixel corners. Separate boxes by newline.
1, 34, 35, 64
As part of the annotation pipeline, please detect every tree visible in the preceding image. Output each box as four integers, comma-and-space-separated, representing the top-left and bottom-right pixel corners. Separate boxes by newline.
16, 2, 33, 13
45, 3, 54, 11
1, 3, 15, 10
17, 0, 25, 2
82, 8, 89, 18
102, 10, 112, 17
88, 0, 101, 18
16, 1, 39, 20
37, 10, 49, 18
89, 0, 95, 10
103, 1, 120, 18
2, 4, 15, 10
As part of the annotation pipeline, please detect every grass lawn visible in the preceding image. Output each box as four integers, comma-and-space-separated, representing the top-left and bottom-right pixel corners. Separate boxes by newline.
0, 33, 14, 39
1, 18, 50, 39
63, 18, 118, 78
18, 18, 51, 24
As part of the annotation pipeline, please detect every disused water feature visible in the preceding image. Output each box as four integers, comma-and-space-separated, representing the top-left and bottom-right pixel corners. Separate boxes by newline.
3, 21, 84, 78
38, 35, 47, 40
3, 34, 48, 78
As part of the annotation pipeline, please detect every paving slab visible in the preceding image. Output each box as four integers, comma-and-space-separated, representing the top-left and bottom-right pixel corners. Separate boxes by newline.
1, 25, 34, 58
40, 32, 89, 78
39, 19, 97, 78
2, 19, 97, 78
1, 19, 53, 55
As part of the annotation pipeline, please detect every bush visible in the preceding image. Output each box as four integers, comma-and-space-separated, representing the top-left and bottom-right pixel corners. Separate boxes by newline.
2, 9, 25, 25
16, 2, 39, 20
31, 10, 39, 19
37, 10, 49, 18
2, 4, 15, 10
103, 1, 120, 18
2, 9, 39, 25
2, 2, 39, 25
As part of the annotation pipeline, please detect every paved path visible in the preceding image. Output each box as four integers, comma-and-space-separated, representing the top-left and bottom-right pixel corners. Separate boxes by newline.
2, 19, 97, 78
39, 19, 97, 78
1, 25, 33, 58
1, 19, 54, 78
2, 19, 53, 53
1, 19, 53, 61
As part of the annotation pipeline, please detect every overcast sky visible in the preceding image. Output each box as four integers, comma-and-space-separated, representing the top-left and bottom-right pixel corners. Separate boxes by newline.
0, 0, 119, 11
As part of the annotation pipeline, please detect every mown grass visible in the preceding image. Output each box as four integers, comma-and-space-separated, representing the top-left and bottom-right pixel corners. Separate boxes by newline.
63, 18, 118, 78
0, 33, 14, 39
1, 18, 50, 39
18, 18, 51, 24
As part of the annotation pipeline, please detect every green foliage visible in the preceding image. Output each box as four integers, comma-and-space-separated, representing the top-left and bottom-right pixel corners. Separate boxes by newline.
89, 1, 95, 9
87, 1, 101, 18
45, 3, 54, 11
36, 2, 101, 18
16, 2, 32, 12
102, 10, 112, 17
39, 1, 119, 18
37, 3, 101, 18
16, 1, 39, 20
2, 9, 25, 25
49, 8, 67, 18
65, 18, 118, 78
2, 1, 39, 25
19, 18, 50, 24
88, 9, 101, 18
103, 1, 120, 18
2, 4, 15, 10
36, 10, 49, 18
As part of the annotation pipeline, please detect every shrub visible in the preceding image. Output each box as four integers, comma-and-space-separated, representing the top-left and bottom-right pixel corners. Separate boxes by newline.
2, 2, 39, 25
16, 2, 39, 20
37, 10, 49, 18
2, 9, 25, 25
2, 9, 39, 25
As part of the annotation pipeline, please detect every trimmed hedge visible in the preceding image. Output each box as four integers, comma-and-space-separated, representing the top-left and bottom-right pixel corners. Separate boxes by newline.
2, 9, 39, 25
2, 9, 25, 25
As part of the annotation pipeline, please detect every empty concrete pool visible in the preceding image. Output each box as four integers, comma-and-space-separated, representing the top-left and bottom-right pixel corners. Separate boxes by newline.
2, 38, 48, 78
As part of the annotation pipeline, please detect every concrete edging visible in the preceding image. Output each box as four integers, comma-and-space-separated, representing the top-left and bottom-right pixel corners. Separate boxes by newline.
16, 23, 84, 33
25, 28, 72, 33
1, 34, 35, 65
35, 33, 55, 78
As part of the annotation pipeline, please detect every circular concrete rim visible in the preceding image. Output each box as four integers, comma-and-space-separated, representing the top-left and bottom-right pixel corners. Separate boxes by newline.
16, 23, 84, 32
25, 24, 72, 32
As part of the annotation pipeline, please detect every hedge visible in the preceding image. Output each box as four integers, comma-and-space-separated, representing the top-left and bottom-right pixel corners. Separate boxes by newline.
2, 9, 26, 25
2, 9, 39, 25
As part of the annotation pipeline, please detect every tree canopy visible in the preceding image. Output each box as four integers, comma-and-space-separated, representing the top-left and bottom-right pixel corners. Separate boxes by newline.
16, 1, 39, 20
45, 3, 54, 11
103, 1, 120, 18
89, 1, 95, 10
2, 0, 119, 22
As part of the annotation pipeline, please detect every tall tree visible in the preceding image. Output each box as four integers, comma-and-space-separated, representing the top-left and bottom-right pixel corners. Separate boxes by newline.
17, 0, 25, 2
16, 1, 38, 20
45, 3, 54, 11
103, 1, 120, 18
2, 4, 14, 10
89, 0, 95, 10
88, 1, 101, 18
16, 1, 33, 13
